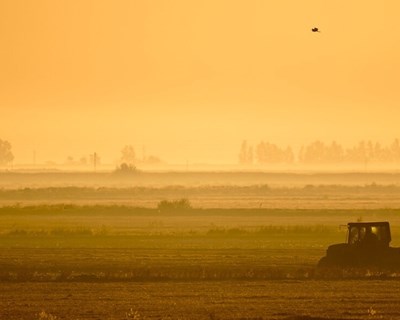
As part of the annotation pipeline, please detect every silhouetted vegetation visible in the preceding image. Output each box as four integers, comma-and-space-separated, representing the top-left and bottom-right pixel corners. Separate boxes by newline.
120, 145, 163, 167
0, 139, 14, 166
299, 139, 400, 164
238, 140, 253, 164
256, 141, 294, 164
120, 145, 136, 165
114, 163, 140, 174
64, 155, 89, 166
240, 139, 400, 165
157, 198, 192, 211
1, 184, 400, 203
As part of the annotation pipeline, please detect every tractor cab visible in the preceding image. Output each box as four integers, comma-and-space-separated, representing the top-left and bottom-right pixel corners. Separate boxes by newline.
318, 221, 400, 268
347, 222, 391, 248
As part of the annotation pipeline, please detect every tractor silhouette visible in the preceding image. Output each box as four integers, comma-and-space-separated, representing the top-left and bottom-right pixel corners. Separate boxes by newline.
318, 222, 400, 268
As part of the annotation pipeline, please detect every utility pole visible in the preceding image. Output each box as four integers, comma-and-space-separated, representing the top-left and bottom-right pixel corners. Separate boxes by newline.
93, 152, 97, 172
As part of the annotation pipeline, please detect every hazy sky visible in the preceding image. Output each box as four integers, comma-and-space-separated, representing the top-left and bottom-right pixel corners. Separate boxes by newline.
1, 0, 399, 164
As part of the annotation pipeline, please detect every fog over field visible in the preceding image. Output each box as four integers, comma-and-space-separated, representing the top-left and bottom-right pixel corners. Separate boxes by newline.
1, 1, 400, 165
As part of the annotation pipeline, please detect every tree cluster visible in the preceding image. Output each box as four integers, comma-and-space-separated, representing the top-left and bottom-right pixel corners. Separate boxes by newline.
239, 139, 400, 165
239, 140, 294, 165
120, 145, 162, 166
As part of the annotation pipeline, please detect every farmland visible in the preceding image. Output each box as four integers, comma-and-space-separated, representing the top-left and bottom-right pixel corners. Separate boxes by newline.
1, 172, 400, 319
2, 281, 400, 320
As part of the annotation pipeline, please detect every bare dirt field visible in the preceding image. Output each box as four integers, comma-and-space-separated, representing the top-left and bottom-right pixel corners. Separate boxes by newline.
2, 280, 400, 320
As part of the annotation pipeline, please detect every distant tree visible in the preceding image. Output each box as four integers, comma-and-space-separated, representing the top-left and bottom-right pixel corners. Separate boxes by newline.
121, 145, 136, 165
0, 139, 14, 165
284, 146, 295, 163
326, 141, 344, 163
301, 140, 327, 163
345, 141, 369, 164
255, 142, 294, 164
390, 139, 400, 162
374, 142, 384, 162
255, 142, 265, 163
299, 141, 345, 164
238, 140, 253, 165
298, 145, 305, 163
248, 146, 254, 164
239, 141, 247, 164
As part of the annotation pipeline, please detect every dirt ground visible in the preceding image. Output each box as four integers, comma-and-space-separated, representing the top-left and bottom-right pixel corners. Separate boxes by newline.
1, 280, 400, 320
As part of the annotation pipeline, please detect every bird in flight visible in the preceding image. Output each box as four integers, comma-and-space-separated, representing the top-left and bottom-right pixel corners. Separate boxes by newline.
311, 27, 320, 33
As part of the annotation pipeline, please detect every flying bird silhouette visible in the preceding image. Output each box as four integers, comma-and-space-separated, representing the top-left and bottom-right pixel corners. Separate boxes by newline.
311, 27, 320, 33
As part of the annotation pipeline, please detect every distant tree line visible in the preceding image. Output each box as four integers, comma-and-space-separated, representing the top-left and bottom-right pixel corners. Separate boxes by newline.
239, 139, 400, 165
65, 145, 163, 168
0, 139, 165, 167
239, 141, 294, 165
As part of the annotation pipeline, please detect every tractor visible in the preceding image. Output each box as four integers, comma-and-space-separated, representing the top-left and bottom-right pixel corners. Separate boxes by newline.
318, 221, 400, 268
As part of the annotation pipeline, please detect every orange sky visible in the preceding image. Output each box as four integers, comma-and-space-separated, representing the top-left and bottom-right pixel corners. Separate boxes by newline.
1, 0, 399, 164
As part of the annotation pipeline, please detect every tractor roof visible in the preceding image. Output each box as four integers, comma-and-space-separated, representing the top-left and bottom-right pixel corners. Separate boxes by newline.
348, 221, 390, 227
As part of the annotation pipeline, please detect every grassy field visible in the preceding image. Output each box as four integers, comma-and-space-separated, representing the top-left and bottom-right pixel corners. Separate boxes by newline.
1, 179, 400, 319
1, 171, 400, 188
1, 206, 400, 318
2, 184, 400, 208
